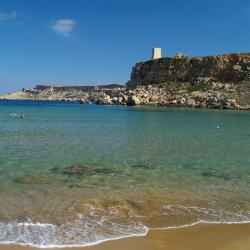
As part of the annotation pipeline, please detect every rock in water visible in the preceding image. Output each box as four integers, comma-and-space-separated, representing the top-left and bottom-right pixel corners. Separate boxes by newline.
14, 175, 49, 184
62, 165, 90, 176
132, 163, 155, 170
52, 165, 90, 177
201, 171, 231, 181
89, 168, 122, 175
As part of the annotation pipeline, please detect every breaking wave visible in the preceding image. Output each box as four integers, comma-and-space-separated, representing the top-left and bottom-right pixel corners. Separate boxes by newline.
0, 204, 250, 248
0, 217, 148, 248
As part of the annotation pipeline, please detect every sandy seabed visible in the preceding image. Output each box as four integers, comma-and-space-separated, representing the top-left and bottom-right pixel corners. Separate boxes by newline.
0, 223, 250, 250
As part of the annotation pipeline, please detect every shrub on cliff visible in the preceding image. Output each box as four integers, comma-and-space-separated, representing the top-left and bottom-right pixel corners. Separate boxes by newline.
187, 84, 206, 92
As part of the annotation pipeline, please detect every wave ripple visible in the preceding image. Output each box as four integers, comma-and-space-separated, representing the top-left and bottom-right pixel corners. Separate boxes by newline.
0, 217, 148, 248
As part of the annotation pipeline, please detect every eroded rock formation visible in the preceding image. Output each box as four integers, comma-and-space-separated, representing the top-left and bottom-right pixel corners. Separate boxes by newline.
1, 53, 250, 110
130, 53, 250, 85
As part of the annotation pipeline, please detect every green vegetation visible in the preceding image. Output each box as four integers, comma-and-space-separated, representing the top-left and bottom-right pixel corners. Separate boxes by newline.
126, 81, 139, 90
158, 82, 187, 90
235, 83, 250, 105
186, 84, 206, 92
158, 82, 206, 92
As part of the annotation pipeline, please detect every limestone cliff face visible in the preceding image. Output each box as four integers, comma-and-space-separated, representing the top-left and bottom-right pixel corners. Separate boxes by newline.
130, 53, 250, 85
1, 52, 250, 109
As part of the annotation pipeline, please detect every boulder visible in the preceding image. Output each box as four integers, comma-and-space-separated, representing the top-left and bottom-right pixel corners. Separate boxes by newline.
112, 97, 119, 103
98, 95, 112, 105
126, 96, 141, 106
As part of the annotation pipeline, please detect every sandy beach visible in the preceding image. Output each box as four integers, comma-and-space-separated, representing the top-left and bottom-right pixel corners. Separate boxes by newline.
1, 0, 250, 249
1, 223, 250, 250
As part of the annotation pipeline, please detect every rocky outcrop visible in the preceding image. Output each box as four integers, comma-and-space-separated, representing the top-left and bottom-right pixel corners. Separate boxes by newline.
1, 53, 250, 110
2, 82, 249, 110
130, 53, 250, 85
127, 96, 141, 106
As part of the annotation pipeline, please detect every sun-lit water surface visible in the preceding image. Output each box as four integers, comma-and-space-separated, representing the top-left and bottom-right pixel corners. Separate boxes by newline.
0, 100, 249, 247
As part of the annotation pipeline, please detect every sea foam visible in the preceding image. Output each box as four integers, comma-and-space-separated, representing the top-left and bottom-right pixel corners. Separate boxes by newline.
0, 217, 148, 248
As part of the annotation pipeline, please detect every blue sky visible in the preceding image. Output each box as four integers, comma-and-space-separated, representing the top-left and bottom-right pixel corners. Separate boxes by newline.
0, 0, 250, 93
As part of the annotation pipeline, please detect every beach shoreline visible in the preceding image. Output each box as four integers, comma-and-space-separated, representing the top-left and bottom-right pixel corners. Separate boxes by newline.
0, 223, 250, 250
1, 101, 250, 250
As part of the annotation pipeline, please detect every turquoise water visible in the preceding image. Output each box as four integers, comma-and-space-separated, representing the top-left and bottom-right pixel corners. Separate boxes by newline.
0, 100, 250, 247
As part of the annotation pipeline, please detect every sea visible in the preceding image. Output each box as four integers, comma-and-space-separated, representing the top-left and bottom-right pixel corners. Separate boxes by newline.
0, 100, 249, 248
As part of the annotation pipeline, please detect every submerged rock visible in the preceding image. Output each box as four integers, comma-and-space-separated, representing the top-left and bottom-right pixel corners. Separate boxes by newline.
201, 171, 231, 181
63, 165, 90, 176
51, 165, 122, 178
106, 200, 139, 216
14, 175, 49, 184
51, 165, 90, 177
68, 183, 81, 188
181, 163, 199, 170
75, 198, 106, 215
132, 163, 155, 170
89, 168, 121, 175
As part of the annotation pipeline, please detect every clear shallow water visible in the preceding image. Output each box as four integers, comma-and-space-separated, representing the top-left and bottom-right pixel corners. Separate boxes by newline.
0, 100, 250, 247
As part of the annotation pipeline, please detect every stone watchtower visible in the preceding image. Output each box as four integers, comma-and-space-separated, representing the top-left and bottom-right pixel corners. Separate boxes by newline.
152, 48, 162, 60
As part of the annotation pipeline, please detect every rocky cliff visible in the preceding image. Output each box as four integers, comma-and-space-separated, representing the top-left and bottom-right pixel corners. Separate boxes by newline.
1, 81, 250, 110
130, 53, 250, 85
1, 53, 250, 110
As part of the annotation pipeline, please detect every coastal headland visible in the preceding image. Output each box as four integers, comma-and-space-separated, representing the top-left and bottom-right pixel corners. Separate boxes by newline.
1, 52, 250, 109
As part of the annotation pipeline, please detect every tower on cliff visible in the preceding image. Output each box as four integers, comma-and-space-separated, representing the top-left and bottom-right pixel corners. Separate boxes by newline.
152, 48, 162, 60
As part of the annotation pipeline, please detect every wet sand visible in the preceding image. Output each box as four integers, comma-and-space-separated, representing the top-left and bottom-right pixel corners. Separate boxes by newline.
1, 223, 250, 250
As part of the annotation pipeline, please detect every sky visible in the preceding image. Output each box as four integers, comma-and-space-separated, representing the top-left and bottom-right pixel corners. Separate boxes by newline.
0, 0, 250, 93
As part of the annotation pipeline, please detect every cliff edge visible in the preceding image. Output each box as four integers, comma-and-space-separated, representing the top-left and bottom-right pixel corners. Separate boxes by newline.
130, 53, 250, 85
1, 53, 250, 110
